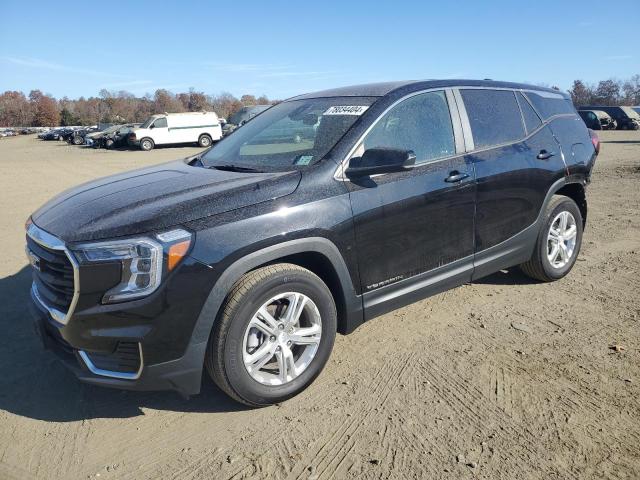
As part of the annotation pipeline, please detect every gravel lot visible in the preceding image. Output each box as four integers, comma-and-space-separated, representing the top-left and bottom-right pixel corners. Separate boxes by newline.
0, 132, 639, 480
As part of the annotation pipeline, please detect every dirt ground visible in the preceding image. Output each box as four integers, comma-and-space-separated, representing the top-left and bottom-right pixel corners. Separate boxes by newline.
0, 132, 639, 480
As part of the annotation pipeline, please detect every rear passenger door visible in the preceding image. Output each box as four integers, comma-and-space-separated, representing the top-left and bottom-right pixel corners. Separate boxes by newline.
455, 88, 566, 278
345, 90, 476, 318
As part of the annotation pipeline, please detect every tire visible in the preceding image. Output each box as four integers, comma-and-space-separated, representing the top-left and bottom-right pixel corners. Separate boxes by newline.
139, 137, 154, 151
72, 135, 83, 145
105, 138, 114, 149
520, 195, 583, 282
206, 263, 337, 406
198, 134, 212, 148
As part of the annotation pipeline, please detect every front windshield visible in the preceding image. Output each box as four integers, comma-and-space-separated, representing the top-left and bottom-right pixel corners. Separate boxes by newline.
140, 117, 155, 129
103, 124, 122, 134
201, 97, 375, 171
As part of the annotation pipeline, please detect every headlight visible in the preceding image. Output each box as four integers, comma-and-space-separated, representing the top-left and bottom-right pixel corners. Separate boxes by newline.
73, 229, 191, 304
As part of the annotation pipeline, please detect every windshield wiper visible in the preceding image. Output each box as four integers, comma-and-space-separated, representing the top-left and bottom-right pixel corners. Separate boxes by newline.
210, 164, 264, 173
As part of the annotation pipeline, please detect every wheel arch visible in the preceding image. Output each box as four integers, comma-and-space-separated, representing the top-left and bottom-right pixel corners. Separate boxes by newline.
260, 251, 349, 333
553, 181, 587, 227
191, 238, 363, 349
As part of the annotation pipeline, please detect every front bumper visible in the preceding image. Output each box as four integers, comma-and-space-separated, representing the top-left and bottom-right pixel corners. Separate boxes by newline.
28, 252, 216, 397
30, 286, 208, 396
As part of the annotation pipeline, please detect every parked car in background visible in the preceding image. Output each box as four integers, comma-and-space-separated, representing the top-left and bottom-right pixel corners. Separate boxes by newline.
68, 127, 99, 145
85, 124, 122, 147
578, 109, 617, 130
96, 123, 141, 149
40, 128, 65, 140
58, 128, 79, 142
223, 105, 271, 136
26, 79, 598, 406
129, 112, 222, 151
582, 106, 640, 130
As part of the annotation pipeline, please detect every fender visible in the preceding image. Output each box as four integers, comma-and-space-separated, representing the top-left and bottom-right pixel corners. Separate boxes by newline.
191, 237, 363, 344
161, 237, 364, 395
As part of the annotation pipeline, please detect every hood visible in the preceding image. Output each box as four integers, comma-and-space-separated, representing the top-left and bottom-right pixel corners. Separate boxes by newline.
31, 160, 301, 243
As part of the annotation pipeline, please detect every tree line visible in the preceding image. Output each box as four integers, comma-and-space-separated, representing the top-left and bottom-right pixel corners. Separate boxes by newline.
0, 88, 277, 127
568, 75, 640, 107
1, 74, 638, 127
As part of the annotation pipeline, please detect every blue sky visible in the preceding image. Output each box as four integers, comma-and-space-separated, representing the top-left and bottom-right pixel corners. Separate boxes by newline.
0, 0, 638, 99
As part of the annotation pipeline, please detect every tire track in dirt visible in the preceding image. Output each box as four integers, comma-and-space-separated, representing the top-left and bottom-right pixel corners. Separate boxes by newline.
488, 367, 515, 418
293, 353, 414, 480
159, 375, 350, 480
180, 353, 415, 480
418, 358, 580, 479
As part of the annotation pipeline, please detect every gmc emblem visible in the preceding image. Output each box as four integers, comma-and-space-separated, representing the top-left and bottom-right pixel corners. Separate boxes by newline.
26, 249, 41, 272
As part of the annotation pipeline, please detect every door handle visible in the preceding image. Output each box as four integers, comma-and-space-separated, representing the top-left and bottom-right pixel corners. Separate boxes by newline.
537, 150, 555, 160
445, 171, 470, 183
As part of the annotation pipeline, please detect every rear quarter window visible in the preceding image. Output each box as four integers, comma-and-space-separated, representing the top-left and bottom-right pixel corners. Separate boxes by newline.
524, 91, 575, 120
516, 92, 542, 134
461, 89, 525, 149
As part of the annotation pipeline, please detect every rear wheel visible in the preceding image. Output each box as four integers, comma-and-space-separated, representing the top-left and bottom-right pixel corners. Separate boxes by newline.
105, 138, 114, 149
198, 134, 212, 148
520, 195, 583, 282
140, 137, 154, 151
206, 264, 337, 406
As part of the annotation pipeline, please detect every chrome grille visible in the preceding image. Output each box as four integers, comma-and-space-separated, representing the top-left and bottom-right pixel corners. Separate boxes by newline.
26, 223, 79, 324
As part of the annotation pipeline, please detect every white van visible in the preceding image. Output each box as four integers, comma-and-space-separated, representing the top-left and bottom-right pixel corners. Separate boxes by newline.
131, 112, 222, 151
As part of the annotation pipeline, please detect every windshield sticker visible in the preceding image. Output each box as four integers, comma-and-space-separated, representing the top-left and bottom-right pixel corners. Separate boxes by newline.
323, 105, 369, 116
294, 155, 314, 166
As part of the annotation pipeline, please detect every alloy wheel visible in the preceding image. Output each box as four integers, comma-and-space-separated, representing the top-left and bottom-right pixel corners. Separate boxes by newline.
547, 210, 577, 269
242, 292, 322, 386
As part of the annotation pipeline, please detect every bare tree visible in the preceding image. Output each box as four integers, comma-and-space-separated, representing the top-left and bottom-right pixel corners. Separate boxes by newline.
594, 80, 621, 105
569, 80, 594, 107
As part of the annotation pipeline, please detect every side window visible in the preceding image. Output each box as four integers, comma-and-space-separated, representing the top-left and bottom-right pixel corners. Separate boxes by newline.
461, 89, 525, 148
153, 117, 168, 128
523, 91, 575, 120
516, 92, 542, 134
361, 90, 455, 164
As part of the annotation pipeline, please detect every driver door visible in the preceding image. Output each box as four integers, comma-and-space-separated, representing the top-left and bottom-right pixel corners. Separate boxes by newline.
151, 117, 169, 144
345, 90, 476, 318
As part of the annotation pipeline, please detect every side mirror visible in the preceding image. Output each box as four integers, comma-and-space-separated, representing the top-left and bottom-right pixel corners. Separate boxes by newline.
345, 148, 416, 178
150, 124, 155, 129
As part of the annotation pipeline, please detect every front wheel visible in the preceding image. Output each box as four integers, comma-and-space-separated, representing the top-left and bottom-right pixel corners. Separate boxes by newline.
198, 134, 212, 148
520, 195, 583, 282
139, 137, 154, 151
206, 264, 337, 406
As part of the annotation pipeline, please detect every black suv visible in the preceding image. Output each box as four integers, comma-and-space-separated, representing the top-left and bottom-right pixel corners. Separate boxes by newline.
26, 80, 598, 406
